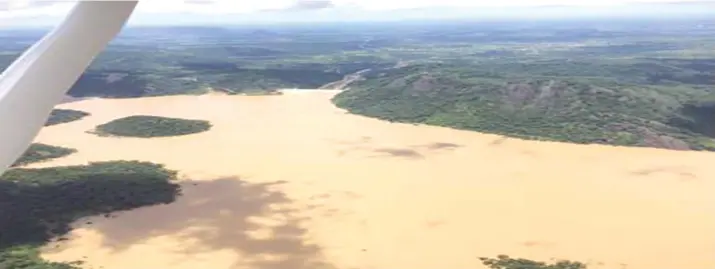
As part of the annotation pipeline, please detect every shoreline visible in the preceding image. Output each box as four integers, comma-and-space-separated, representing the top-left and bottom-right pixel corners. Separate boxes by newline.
53, 89, 715, 157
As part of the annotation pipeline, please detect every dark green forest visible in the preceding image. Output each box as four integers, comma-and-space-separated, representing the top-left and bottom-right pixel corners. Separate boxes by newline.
333, 63, 715, 151
323, 20, 715, 151
0, 161, 181, 269
92, 115, 212, 137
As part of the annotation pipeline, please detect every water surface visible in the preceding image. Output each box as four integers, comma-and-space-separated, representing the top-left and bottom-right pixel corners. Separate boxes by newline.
32, 90, 715, 269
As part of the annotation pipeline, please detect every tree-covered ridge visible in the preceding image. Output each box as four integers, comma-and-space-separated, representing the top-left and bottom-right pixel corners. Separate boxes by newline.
12, 144, 77, 167
45, 109, 90, 127
92, 115, 212, 138
2, 20, 715, 98
334, 64, 715, 151
0, 161, 181, 269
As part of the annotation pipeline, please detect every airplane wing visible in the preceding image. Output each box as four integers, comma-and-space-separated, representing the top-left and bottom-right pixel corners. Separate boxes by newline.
0, 1, 137, 174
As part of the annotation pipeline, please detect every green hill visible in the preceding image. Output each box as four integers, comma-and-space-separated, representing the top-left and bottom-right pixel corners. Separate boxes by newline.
333, 65, 715, 151
92, 115, 212, 138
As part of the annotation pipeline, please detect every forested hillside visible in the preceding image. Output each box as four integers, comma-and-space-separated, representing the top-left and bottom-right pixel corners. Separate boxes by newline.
333, 21, 715, 151
335, 62, 715, 150
0, 26, 395, 98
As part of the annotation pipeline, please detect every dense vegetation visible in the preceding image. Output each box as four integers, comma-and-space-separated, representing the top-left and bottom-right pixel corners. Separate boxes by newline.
333, 65, 715, 150
0, 26, 393, 97
480, 255, 586, 269
12, 143, 77, 167
44, 109, 90, 127
93, 115, 212, 137
2, 20, 712, 102
0, 161, 181, 269
328, 20, 715, 151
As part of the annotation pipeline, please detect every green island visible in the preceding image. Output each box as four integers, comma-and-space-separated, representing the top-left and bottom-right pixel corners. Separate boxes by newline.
12, 143, 77, 167
92, 115, 212, 138
479, 256, 586, 269
45, 109, 90, 127
12, 109, 89, 168
0, 161, 181, 269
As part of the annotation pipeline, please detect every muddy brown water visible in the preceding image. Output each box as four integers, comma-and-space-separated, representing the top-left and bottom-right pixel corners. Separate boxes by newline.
26, 90, 715, 269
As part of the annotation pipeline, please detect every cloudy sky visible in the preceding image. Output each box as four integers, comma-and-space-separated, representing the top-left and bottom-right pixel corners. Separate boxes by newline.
0, 0, 714, 27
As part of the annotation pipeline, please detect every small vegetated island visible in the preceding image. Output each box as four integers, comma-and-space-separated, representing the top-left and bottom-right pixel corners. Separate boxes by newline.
0, 160, 181, 268
11, 109, 92, 167
479, 256, 586, 269
12, 143, 77, 167
92, 115, 212, 138
45, 109, 90, 127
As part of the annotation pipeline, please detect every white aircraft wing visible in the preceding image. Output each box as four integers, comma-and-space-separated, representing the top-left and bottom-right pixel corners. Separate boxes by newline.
0, 1, 137, 174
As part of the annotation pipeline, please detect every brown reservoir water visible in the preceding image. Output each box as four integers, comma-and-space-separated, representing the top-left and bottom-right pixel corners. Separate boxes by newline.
29, 90, 715, 269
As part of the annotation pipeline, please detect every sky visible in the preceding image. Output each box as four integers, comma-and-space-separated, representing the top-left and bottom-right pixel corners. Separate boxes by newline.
0, 0, 714, 27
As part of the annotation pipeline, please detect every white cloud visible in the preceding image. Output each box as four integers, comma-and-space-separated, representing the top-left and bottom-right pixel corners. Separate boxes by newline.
0, 0, 713, 26
135, 0, 298, 14
140, 0, 714, 11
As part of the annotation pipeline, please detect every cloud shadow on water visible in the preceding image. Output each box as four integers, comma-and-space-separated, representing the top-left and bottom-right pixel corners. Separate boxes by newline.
372, 148, 424, 159
70, 177, 332, 269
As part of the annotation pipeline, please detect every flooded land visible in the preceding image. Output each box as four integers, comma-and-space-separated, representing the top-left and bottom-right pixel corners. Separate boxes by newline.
28, 90, 715, 269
